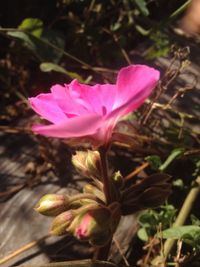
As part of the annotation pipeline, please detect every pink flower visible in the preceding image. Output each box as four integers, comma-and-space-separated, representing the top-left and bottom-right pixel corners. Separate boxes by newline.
29, 65, 159, 147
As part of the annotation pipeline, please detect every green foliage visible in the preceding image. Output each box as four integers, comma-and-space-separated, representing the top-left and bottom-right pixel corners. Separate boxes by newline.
191, 215, 200, 226
145, 155, 162, 170
159, 148, 185, 172
133, 0, 149, 16
40, 62, 84, 82
7, 18, 65, 63
144, 31, 170, 60
172, 179, 184, 189
146, 148, 185, 172
192, 157, 200, 178
162, 225, 200, 252
138, 204, 177, 242
18, 17, 44, 37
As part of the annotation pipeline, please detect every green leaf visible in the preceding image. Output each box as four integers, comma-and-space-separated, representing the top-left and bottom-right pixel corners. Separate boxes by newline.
172, 179, 184, 189
18, 17, 43, 37
133, 0, 149, 16
162, 225, 200, 239
7, 29, 65, 63
135, 24, 150, 36
7, 31, 40, 54
145, 155, 162, 170
159, 148, 185, 172
191, 215, 200, 226
137, 227, 149, 241
40, 62, 84, 82
162, 225, 200, 251
36, 259, 118, 267
41, 29, 65, 63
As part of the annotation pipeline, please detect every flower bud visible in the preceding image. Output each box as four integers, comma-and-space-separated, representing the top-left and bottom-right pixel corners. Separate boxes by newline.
72, 150, 101, 179
68, 206, 111, 244
83, 184, 105, 202
51, 210, 75, 236
86, 150, 101, 179
35, 194, 69, 216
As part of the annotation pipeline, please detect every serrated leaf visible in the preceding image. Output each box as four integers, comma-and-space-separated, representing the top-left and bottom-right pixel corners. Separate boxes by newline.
40, 62, 84, 82
18, 17, 43, 37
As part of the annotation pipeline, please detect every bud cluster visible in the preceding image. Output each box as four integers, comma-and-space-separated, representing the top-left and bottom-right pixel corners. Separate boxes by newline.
35, 190, 121, 246
35, 149, 171, 248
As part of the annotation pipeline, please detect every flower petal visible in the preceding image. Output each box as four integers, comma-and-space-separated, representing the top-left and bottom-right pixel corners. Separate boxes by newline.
69, 80, 116, 115
106, 65, 159, 123
32, 114, 102, 138
113, 65, 160, 114
51, 84, 89, 116
29, 94, 67, 124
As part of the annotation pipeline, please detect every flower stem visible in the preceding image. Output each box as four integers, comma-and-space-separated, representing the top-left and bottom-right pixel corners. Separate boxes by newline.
94, 146, 113, 261
98, 146, 112, 205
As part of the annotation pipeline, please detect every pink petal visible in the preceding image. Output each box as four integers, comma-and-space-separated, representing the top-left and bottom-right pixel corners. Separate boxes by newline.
109, 65, 160, 119
69, 80, 116, 115
29, 94, 67, 124
32, 114, 102, 138
50, 84, 89, 116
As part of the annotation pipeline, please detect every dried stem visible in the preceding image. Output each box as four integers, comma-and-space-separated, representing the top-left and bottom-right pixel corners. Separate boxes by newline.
0, 235, 49, 265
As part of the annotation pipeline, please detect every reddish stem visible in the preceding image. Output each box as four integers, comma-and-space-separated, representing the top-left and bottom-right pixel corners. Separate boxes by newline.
98, 146, 112, 205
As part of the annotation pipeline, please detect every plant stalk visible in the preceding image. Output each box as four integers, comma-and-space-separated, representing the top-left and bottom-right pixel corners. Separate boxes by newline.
98, 146, 112, 205
94, 146, 113, 261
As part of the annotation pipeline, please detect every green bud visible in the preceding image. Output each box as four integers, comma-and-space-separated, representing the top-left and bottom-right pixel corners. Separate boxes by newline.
34, 194, 69, 217
112, 171, 124, 188
51, 210, 75, 236
72, 150, 101, 179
